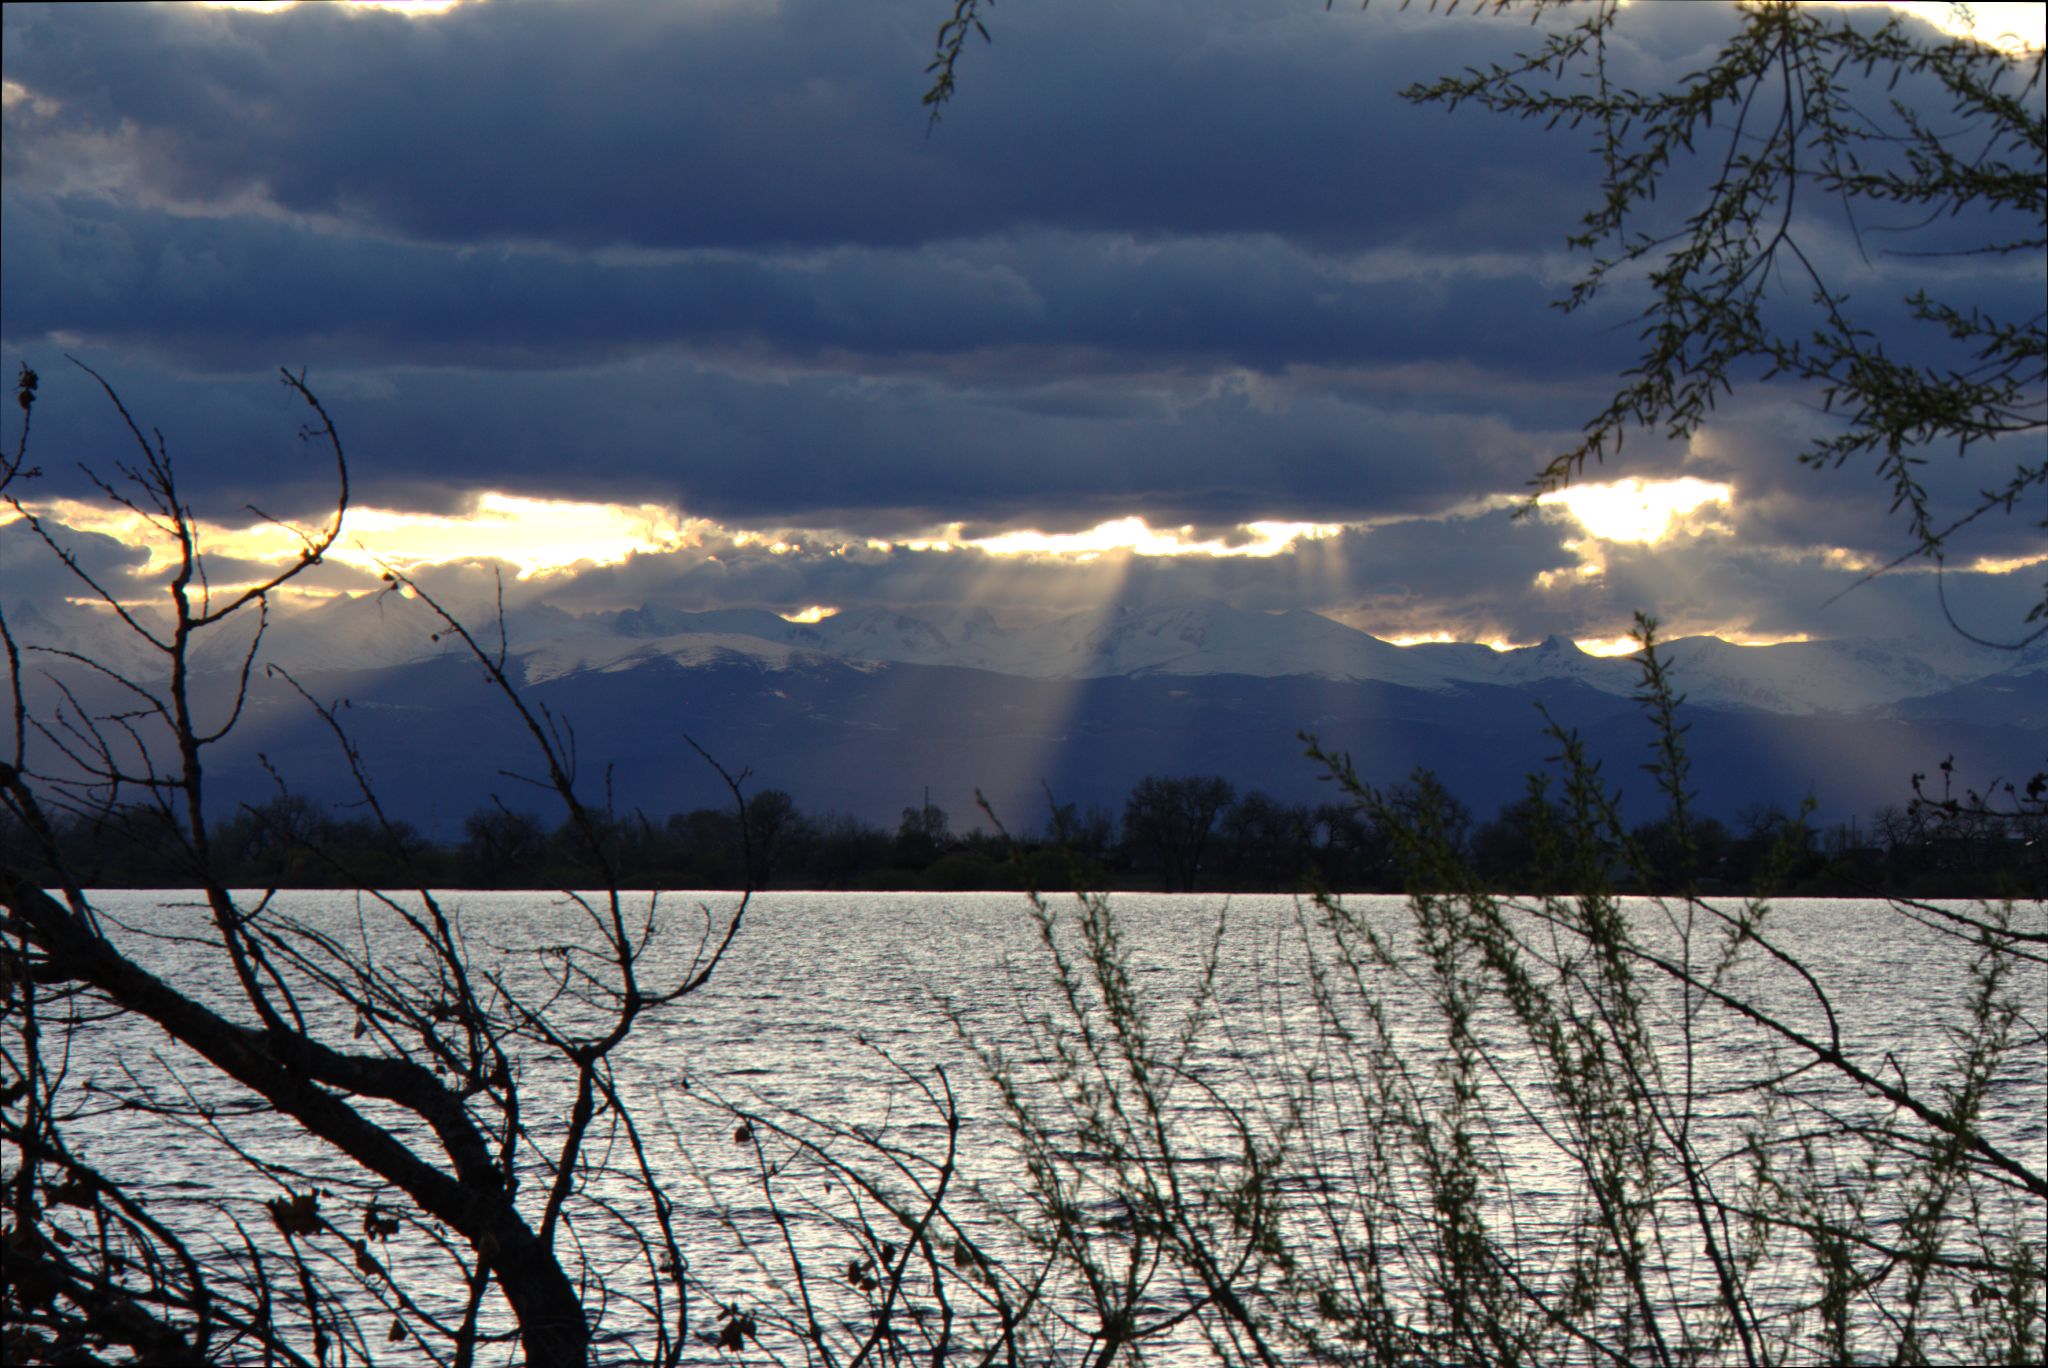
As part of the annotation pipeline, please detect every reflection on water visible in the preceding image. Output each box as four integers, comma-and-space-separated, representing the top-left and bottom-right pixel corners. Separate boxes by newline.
53, 891, 2048, 1363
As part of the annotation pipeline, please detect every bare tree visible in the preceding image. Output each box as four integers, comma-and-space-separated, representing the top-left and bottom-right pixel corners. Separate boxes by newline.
1, 362, 758, 1364
1121, 776, 1235, 893
0, 362, 1083, 1367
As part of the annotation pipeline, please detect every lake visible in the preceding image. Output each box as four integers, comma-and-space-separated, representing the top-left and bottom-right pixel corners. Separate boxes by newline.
43, 889, 2048, 1364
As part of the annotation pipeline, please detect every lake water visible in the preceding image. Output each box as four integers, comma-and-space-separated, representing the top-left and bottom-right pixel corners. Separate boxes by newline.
45, 889, 2048, 1363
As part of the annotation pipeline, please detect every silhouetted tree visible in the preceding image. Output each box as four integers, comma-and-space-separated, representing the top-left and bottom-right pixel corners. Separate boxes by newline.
1216, 790, 1314, 891
1309, 799, 1387, 889
1044, 800, 1115, 859
893, 798, 951, 870
3, 365, 760, 1365
1121, 775, 1235, 891
1471, 791, 1567, 893
743, 787, 805, 881
1628, 813, 1736, 893
458, 804, 547, 887
804, 810, 893, 887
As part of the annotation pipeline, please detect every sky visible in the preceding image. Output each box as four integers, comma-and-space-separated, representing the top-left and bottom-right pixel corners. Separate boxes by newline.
3, 0, 2043, 655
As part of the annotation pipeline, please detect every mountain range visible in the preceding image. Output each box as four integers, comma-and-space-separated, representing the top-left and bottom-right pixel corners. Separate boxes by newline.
8, 595, 2045, 834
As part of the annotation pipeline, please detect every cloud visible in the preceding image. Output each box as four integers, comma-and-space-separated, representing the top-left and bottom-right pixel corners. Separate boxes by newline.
434, 501, 1595, 642
1, 341, 1587, 533
0, 507, 151, 607
1680, 399, 2046, 566
0, 1, 1613, 252
4, 0, 2039, 649
0, 196, 1630, 378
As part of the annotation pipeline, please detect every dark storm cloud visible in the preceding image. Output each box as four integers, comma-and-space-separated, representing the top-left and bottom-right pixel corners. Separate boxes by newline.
0, 194, 1629, 376
1679, 397, 2047, 566
4, 0, 2038, 648
0, 0, 1626, 253
0, 0, 1656, 538
0, 340, 1577, 531
10, 0, 1997, 261
0, 345, 363, 522
0, 512, 148, 608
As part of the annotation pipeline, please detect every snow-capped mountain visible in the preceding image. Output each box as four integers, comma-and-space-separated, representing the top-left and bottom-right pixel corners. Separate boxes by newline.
600, 602, 1622, 692
10, 591, 2042, 720
519, 630, 825, 684
1645, 636, 2020, 716
554, 599, 2045, 717
8, 592, 2040, 832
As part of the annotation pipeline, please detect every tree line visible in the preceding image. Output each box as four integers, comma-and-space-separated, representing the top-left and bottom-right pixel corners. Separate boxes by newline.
9, 765, 2038, 897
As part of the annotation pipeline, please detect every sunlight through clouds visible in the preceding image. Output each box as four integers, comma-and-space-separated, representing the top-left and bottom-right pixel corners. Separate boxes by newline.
960, 517, 1344, 561
6, 494, 1358, 607
867, 517, 1346, 561
1384, 630, 1525, 651
1968, 550, 2048, 574
1820, 1, 2047, 54
336, 493, 706, 577
1538, 476, 1734, 545
1573, 635, 1645, 658
5, 491, 710, 585
198, 1, 466, 15
779, 604, 839, 623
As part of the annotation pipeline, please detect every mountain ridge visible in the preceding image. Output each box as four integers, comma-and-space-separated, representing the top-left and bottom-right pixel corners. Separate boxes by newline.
9, 592, 2043, 720
7, 595, 2040, 834
519, 597, 2047, 718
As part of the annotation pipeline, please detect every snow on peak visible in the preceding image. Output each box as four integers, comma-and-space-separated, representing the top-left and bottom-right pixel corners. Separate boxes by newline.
18, 585, 2038, 719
